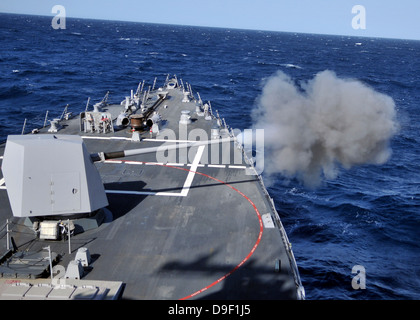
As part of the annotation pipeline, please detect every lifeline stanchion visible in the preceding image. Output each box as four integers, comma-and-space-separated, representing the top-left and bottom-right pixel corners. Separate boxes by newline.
6, 219, 9, 250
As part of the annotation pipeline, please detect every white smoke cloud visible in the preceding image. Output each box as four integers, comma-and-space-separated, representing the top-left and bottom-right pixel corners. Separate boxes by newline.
252, 70, 399, 188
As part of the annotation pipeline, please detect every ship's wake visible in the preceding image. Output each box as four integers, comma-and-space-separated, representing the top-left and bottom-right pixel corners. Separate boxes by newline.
252, 70, 399, 188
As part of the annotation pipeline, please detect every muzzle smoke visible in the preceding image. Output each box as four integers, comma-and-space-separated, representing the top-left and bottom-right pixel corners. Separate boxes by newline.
252, 70, 398, 188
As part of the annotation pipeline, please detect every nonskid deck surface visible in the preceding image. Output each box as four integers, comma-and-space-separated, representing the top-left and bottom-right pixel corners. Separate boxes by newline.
0, 79, 302, 300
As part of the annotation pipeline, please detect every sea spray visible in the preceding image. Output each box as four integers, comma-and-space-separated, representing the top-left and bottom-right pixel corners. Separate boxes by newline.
252, 70, 399, 188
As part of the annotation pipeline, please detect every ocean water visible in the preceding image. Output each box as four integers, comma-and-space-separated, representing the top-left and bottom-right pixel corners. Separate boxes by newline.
1, 13, 419, 300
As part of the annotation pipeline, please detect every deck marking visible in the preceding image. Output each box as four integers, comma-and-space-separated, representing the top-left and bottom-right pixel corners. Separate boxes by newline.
262, 213, 275, 228
105, 190, 156, 196
228, 165, 246, 169
178, 169, 263, 300
103, 145, 204, 197
143, 138, 196, 143
207, 164, 226, 168
105, 189, 182, 197
123, 161, 143, 165
166, 163, 185, 167
187, 163, 205, 168
103, 160, 245, 169
100, 157, 264, 297
179, 145, 205, 197
82, 136, 131, 141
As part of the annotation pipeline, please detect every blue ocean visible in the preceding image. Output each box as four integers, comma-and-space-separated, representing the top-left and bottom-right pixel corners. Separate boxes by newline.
1, 13, 419, 300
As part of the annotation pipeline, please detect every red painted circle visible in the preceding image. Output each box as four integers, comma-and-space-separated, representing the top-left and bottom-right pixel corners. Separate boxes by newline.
163, 164, 264, 300
106, 160, 264, 299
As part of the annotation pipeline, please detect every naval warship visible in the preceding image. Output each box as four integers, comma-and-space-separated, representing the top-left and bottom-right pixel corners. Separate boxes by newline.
0, 75, 304, 300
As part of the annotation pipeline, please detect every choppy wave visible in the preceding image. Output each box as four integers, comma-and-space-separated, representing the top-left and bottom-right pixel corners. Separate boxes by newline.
0, 85, 32, 99
281, 63, 303, 69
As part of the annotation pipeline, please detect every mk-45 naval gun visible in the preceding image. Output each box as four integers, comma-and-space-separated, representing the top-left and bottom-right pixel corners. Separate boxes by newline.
2, 135, 108, 219
1, 134, 234, 238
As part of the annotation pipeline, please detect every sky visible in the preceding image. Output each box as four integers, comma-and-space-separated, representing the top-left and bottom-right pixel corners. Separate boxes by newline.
1, 0, 420, 40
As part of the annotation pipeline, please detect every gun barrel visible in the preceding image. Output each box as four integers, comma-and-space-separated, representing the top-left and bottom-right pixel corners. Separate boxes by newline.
91, 137, 234, 162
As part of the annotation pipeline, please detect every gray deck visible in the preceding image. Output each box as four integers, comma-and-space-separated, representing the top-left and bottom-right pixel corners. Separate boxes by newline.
0, 79, 303, 300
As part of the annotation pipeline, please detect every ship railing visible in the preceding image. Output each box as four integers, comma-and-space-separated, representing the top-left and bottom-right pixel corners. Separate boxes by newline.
19, 105, 73, 136
0, 218, 35, 252
236, 139, 305, 299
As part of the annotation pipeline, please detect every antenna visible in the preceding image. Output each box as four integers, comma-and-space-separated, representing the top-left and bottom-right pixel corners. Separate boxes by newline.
197, 92, 202, 106
21, 119, 27, 135
223, 118, 228, 130
188, 83, 193, 99
102, 91, 109, 104
135, 81, 142, 96
6, 219, 10, 250
43, 111, 49, 128
60, 104, 69, 121
140, 80, 145, 94
43, 246, 53, 282
85, 97, 91, 112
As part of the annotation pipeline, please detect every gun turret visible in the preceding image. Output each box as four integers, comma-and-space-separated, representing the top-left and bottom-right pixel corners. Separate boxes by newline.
1, 134, 234, 218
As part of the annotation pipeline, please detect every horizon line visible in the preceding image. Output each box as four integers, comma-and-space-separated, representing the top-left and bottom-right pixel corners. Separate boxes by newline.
1, 11, 420, 42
